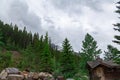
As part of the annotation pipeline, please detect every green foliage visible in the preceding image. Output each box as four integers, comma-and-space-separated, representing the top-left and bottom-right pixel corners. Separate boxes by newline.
113, 1, 120, 45
81, 33, 102, 60
113, 2, 120, 45
104, 45, 120, 64
112, 1, 120, 64
39, 32, 53, 73
60, 38, 76, 78
104, 45, 120, 61
18, 48, 35, 71
32, 33, 40, 49
0, 20, 34, 50
80, 33, 101, 73
0, 29, 4, 50
52, 61, 62, 79
0, 51, 12, 71
0, 33, 3, 46
74, 71, 88, 80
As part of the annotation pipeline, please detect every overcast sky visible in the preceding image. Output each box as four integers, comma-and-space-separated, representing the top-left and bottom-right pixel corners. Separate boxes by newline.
0, 0, 119, 53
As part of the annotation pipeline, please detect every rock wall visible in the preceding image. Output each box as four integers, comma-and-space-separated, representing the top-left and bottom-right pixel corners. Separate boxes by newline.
0, 68, 54, 80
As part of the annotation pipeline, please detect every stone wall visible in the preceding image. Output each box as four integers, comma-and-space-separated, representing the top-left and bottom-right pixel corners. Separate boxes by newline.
0, 68, 54, 80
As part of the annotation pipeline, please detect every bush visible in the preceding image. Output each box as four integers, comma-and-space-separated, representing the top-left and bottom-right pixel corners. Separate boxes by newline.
0, 51, 12, 71
73, 70, 89, 80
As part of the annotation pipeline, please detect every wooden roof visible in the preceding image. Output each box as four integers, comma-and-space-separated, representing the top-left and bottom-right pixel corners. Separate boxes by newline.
87, 58, 120, 69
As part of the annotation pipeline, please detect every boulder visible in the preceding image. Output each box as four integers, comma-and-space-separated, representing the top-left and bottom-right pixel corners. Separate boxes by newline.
20, 71, 31, 79
28, 72, 34, 78
39, 72, 52, 77
0, 70, 7, 80
7, 74, 24, 80
57, 76, 65, 80
33, 72, 39, 79
39, 72, 53, 80
6, 68, 20, 74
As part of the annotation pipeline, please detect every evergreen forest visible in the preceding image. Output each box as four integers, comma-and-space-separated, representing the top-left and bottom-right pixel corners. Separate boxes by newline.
0, 1, 120, 80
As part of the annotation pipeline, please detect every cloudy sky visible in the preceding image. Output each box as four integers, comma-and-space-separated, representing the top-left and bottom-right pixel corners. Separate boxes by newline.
0, 0, 119, 52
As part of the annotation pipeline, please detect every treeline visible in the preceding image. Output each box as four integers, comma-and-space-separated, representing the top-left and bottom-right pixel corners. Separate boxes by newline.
0, 20, 101, 79
0, 1, 120, 79
0, 21, 36, 50
0, 20, 119, 79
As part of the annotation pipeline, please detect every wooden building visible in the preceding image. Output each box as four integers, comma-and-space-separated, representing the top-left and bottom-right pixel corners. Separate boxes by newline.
87, 58, 120, 80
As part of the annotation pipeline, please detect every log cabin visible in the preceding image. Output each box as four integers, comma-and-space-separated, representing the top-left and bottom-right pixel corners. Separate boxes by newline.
87, 58, 120, 80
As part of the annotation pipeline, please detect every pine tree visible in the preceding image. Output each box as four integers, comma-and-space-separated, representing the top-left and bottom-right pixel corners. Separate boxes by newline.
13, 25, 19, 46
39, 33, 53, 73
22, 27, 28, 48
80, 33, 101, 73
32, 33, 40, 51
0, 29, 4, 49
104, 45, 120, 64
113, 1, 120, 44
112, 1, 120, 64
81, 33, 101, 60
60, 38, 76, 78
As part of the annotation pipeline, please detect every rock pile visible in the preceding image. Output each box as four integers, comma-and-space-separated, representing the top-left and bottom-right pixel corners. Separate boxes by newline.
0, 68, 54, 80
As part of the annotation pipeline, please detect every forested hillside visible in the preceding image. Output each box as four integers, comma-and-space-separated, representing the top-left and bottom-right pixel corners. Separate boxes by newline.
0, 15, 120, 79
0, 20, 100, 79
0, 20, 81, 79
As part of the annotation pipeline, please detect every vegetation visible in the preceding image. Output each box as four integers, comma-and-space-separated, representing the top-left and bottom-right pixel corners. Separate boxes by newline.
79, 33, 101, 75
0, 29, 4, 50
112, 1, 120, 64
104, 45, 120, 64
60, 38, 76, 78
113, 1, 120, 45
0, 51, 12, 71
0, 1, 120, 79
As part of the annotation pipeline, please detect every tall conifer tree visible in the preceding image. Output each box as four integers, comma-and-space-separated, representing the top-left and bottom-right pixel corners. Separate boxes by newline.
80, 33, 101, 72
112, 1, 120, 64
60, 38, 76, 78
0, 29, 4, 49
113, 1, 120, 44
104, 45, 120, 64
39, 33, 53, 73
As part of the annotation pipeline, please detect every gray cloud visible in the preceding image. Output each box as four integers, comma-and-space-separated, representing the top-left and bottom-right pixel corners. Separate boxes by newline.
50, 0, 112, 15
9, 0, 42, 33
0, 0, 42, 33
42, 17, 63, 46
0, 0, 119, 53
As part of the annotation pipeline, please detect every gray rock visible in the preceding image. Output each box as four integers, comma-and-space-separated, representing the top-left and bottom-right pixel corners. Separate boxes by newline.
7, 74, 24, 80
6, 68, 20, 74
33, 72, 39, 79
0, 70, 7, 80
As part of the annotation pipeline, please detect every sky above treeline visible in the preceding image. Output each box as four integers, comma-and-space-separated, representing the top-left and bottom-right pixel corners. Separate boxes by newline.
0, 0, 119, 52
